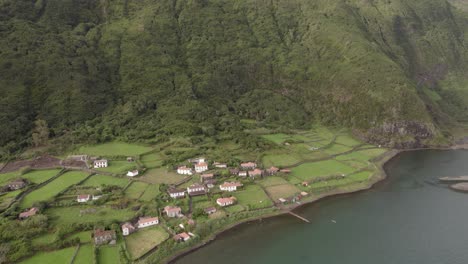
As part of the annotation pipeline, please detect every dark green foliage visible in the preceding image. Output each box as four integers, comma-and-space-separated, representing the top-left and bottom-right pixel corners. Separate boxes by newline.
0, 0, 467, 157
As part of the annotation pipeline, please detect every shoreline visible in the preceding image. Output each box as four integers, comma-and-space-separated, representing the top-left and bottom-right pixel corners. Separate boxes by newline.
164, 149, 402, 264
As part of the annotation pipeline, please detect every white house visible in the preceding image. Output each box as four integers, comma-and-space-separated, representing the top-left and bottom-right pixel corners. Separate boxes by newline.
127, 170, 139, 177
77, 194, 90, 203
177, 166, 193, 175
220, 182, 243, 192
240, 162, 257, 169
164, 206, 182, 218
93, 159, 108, 168
168, 188, 186, 199
187, 184, 206, 196
238, 171, 248, 177
216, 197, 236, 207
137, 217, 159, 228
92, 195, 102, 201
194, 162, 208, 173
213, 162, 227, 168
121, 223, 135, 236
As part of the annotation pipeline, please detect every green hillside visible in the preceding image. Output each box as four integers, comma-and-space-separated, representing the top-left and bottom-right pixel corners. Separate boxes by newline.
0, 0, 467, 157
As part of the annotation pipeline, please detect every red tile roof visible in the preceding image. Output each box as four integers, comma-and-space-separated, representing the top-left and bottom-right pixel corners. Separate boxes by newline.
164, 206, 181, 213
138, 217, 159, 225
19, 207, 38, 218
220, 181, 243, 188
77, 194, 90, 200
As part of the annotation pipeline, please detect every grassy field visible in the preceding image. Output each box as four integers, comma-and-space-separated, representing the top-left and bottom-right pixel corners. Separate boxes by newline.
0, 189, 21, 209
258, 176, 290, 187
125, 226, 169, 259
22, 169, 62, 184
78, 142, 152, 156
32, 232, 56, 247
0, 171, 23, 185
125, 181, 149, 200
140, 153, 164, 168
139, 184, 160, 201
308, 171, 373, 189
322, 143, 353, 155
334, 135, 362, 146
21, 171, 90, 208
235, 185, 273, 209
20, 246, 75, 264
224, 204, 245, 213
47, 205, 136, 227
137, 168, 186, 184
265, 184, 301, 201
261, 133, 291, 144
68, 231, 92, 243
73, 244, 94, 264
98, 244, 121, 264
291, 160, 356, 181
95, 160, 136, 174
81, 174, 129, 188
262, 153, 303, 167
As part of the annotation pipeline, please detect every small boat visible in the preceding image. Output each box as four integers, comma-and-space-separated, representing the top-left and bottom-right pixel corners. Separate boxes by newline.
331, 220, 337, 223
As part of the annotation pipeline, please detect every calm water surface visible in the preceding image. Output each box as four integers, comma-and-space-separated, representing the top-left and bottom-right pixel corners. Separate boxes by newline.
174, 150, 468, 264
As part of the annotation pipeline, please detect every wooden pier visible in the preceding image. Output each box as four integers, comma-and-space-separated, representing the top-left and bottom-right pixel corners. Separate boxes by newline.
288, 212, 310, 223
439, 176, 468, 182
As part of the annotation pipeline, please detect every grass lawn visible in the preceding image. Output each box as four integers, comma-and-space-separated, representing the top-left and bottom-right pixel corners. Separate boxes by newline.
21, 171, 90, 208
261, 133, 291, 144
32, 232, 57, 247
138, 168, 186, 184
98, 244, 121, 264
20, 246, 75, 264
291, 160, 356, 181
258, 176, 290, 187
67, 231, 92, 243
0, 189, 21, 209
78, 142, 152, 156
265, 184, 301, 201
96, 160, 136, 174
73, 244, 94, 264
262, 153, 303, 167
125, 226, 169, 259
81, 174, 129, 188
0, 171, 22, 185
47, 205, 135, 227
335, 135, 362, 146
125, 181, 149, 200
139, 184, 160, 201
141, 153, 164, 168
224, 204, 245, 213
309, 171, 373, 189
235, 185, 273, 209
322, 143, 353, 155
22, 169, 62, 184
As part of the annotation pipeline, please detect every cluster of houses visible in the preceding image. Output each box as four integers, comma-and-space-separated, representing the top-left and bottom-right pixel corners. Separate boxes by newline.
77, 155, 139, 177
121, 216, 160, 236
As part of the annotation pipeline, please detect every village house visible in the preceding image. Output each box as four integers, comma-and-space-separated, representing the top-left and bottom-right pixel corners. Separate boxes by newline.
174, 232, 191, 242
302, 181, 309, 187
19, 207, 38, 219
229, 168, 240, 175
204, 179, 217, 189
200, 173, 214, 182
177, 166, 193, 175
248, 168, 263, 179
265, 166, 280, 176
238, 171, 248, 177
168, 188, 186, 199
188, 157, 205, 164
219, 181, 243, 192
77, 194, 91, 203
187, 183, 206, 196
194, 162, 208, 173
93, 159, 108, 168
121, 222, 135, 236
204, 207, 217, 215
127, 170, 139, 177
240, 162, 257, 169
8, 179, 27, 190
164, 206, 182, 218
301, 191, 309, 196
213, 162, 227, 168
217, 197, 236, 207
137, 216, 159, 228
94, 229, 116, 245
127, 157, 134, 162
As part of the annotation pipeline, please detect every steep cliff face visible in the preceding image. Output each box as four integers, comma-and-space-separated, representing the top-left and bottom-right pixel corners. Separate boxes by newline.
0, 0, 467, 154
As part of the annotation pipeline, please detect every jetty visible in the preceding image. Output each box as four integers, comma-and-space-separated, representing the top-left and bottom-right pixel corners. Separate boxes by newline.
439, 176, 468, 182
288, 212, 310, 223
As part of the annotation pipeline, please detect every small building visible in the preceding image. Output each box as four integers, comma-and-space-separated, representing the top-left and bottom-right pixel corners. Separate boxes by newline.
137, 216, 159, 228
127, 170, 139, 177
219, 181, 243, 192
265, 166, 280, 176
8, 179, 27, 190
216, 197, 236, 207
280, 169, 291, 174
200, 173, 214, 182
168, 188, 186, 199
127, 157, 134, 162
94, 229, 116, 245
230, 168, 240, 175
68, 155, 88, 161
194, 162, 208, 173
213, 162, 227, 168
300, 191, 309, 196
19, 207, 38, 219
121, 222, 135, 236
248, 169, 263, 179
204, 207, 217, 215
240, 162, 257, 169
204, 179, 217, 189
187, 183, 206, 196
238, 171, 248, 177
174, 232, 191, 242
92, 195, 102, 201
188, 157, 206, 164
177, 166, 193, 175
93, 159, 108, 168
302, 181, 309, 187
164, 206, 182, 218
278, 198, 287, 203
77, 194, 91, 203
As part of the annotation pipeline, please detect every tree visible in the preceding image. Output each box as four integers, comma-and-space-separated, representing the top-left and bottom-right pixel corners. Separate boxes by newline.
31, 119, 49, 147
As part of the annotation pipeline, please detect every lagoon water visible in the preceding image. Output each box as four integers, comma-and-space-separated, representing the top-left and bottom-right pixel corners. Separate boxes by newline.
174, 150, 468, 264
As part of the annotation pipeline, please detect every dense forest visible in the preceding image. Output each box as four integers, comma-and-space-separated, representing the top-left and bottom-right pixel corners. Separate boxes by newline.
0, 0, 467, 158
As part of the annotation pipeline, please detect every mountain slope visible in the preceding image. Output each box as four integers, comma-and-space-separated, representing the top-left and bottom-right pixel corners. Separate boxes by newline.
0, 0, 467, 156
